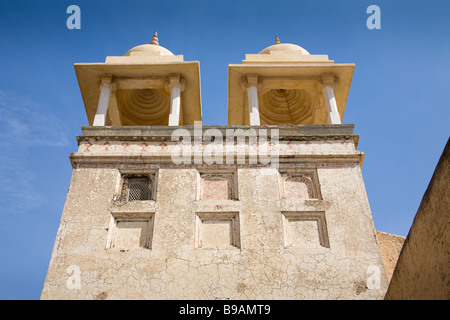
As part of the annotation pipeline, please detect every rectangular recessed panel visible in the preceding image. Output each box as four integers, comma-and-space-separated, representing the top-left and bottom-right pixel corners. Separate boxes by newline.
289, 219, 321, 248
202, 178, 230, 200
201, 220, 232, 247
195, 212, 240, 249
282, 212, 330, 249
114, 220, 149, 249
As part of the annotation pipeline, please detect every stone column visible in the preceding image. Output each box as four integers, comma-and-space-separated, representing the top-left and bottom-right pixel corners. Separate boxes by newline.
93, 76, 115, 126
246, 74, 260, 126
166, 74, 185, 126
322, 73, 341, 125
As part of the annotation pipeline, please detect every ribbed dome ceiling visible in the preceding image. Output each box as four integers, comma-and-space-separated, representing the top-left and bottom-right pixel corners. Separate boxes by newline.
259, 89, 314, 125
116, 88, 170, 126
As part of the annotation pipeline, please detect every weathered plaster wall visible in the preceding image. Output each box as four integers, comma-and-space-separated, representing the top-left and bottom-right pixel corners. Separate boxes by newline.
41, 126, 388, 300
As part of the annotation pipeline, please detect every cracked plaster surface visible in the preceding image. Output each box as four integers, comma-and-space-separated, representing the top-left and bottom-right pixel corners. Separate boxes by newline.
41, 139, 388, 300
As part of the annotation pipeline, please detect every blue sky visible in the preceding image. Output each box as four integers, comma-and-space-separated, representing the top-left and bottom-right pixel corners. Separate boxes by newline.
0, 0, 448, 300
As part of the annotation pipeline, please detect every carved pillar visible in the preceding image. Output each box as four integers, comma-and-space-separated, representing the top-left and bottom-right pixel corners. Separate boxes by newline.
246, 74, 260, 126
321, 73, 341, 125
166, 74, 185, 126
93, 76, 116, 126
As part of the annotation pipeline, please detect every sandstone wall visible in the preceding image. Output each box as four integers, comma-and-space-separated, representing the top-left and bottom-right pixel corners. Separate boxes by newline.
375, 231, 405, 282
385, 139, 449, 300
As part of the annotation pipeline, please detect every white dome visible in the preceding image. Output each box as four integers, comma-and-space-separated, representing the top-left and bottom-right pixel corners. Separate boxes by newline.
124, 31, 174, 56
125, 44, 174, 56
259, 43, 310, 55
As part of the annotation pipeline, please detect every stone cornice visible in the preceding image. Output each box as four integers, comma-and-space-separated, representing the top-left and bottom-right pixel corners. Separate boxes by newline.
76, 124, 359, 147
71, 124, 363, 168
69, 153, 364, 169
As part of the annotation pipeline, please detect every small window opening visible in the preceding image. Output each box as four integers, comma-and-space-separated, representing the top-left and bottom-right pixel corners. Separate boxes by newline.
120, 176, 151, 202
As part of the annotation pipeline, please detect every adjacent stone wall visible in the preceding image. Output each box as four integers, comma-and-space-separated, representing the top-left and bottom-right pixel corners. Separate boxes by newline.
385, 139, 449, 300
376, 231, 405, 282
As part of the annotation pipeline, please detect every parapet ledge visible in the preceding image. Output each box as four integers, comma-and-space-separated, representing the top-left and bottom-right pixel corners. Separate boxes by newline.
77, 124, 359, 147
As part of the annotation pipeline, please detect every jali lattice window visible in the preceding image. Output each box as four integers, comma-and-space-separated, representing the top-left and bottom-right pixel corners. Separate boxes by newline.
120, 175, 152, 202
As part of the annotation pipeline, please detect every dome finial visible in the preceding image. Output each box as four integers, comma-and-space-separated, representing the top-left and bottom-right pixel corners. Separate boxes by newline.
150, 31, 159, 46
275, 36, 281, 45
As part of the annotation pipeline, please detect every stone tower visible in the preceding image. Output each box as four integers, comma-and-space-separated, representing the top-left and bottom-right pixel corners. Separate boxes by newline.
41, 34, 388, 299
